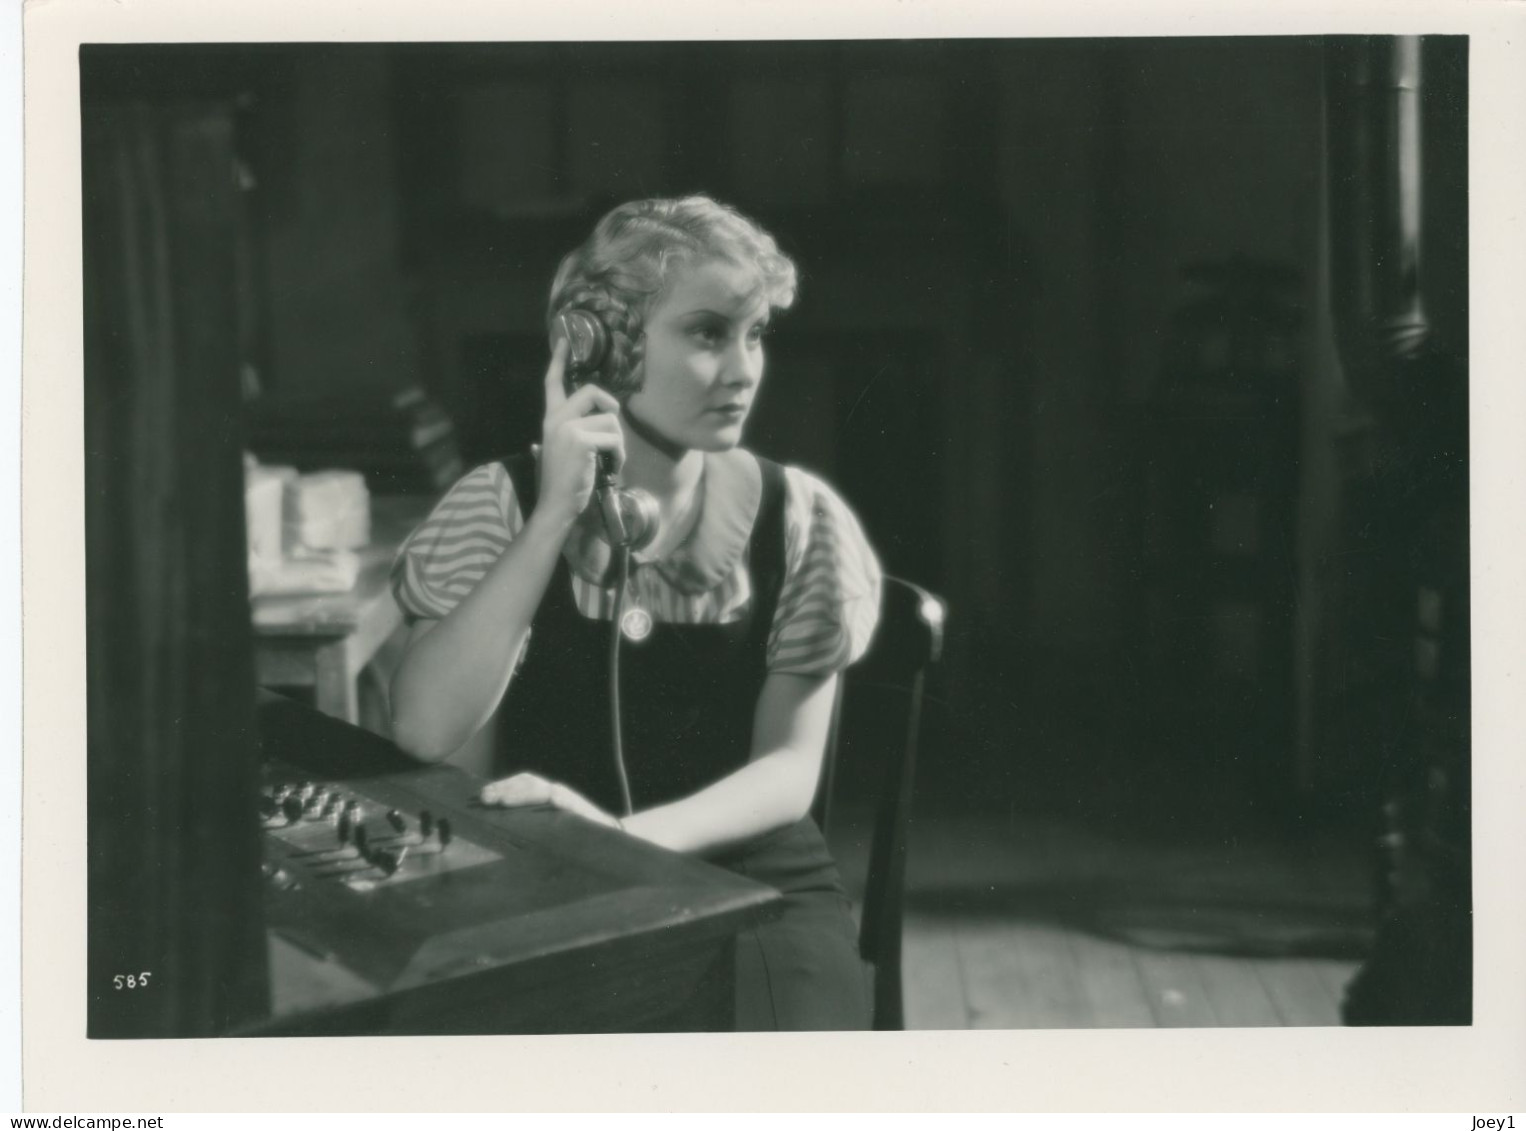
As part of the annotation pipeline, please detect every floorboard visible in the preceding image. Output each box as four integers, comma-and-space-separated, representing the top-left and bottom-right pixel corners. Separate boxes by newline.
1195, 953, 1282, 1027
1309, 958, 1358, 1016
901, 914, 971, 1031
1064, 929, 1157, 1028
1254, 959, 1342, 1027
1133, 948, 1219, 1027
957, 919, 1089, 1030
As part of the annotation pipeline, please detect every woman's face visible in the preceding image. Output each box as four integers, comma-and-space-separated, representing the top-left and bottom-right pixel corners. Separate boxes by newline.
624, 257, 771, 453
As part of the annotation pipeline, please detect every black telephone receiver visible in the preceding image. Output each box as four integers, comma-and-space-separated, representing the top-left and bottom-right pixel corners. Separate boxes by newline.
557, 308, 612, 386
553, 310, 653, 817
552, 310, 659, 553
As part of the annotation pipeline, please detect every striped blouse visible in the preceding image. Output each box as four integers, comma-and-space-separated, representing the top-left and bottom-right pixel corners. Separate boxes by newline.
389, 448, 883, 676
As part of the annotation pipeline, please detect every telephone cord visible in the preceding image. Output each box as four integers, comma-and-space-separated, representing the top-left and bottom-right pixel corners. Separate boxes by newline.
607, 545, 636, 818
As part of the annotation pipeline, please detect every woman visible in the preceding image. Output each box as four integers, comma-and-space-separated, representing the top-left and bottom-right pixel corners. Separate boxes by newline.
388, 195, 882, 1030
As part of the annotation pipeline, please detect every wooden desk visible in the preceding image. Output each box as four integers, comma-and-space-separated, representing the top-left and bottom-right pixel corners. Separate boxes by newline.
243, 694, 781, 1036
251, 495, 434, 724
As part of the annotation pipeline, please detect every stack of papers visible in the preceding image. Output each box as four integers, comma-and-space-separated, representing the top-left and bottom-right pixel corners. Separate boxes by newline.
249, 547, 362, 598
245, 455, 373, 598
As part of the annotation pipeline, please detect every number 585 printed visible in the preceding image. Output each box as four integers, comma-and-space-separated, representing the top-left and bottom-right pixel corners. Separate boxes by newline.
113, 972, 153, 990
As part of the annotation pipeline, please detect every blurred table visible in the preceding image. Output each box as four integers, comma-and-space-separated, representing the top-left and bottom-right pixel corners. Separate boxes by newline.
251, 494, 434, 724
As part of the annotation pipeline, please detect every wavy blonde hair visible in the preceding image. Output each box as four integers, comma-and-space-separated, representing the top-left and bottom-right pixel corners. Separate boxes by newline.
547, 195, 798, 396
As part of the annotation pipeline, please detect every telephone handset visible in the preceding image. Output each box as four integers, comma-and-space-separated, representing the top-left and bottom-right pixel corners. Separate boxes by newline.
552, 310, 659, 553
551, 309, 653, 818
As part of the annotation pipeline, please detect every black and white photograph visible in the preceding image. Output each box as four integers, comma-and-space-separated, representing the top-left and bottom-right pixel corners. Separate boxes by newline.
18, 0, 1526, 1113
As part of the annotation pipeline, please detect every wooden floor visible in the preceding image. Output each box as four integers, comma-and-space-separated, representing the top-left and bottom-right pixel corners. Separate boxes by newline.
826, 809, 1373, 1030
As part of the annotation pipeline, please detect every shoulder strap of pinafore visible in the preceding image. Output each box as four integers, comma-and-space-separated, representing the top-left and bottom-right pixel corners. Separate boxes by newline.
746, 454, 789, 666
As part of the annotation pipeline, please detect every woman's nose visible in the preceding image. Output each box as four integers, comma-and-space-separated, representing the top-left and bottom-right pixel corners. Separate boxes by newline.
722, 341, 762, 388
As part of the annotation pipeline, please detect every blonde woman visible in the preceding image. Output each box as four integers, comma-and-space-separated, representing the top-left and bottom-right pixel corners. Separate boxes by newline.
389, 196, 882, 1030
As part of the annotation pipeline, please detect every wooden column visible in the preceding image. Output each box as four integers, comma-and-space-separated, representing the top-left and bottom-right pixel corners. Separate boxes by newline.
1323, 35, 1470, 1026
83, 97, 269, 1037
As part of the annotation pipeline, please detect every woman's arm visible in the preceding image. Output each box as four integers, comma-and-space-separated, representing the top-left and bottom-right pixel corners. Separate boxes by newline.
623, 671, 837, 854
388, 505, 575, 760
482, 670, 838, 855
390, 341, 626, 760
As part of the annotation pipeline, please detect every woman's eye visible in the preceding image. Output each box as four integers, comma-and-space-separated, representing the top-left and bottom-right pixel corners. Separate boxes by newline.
747, 324, 770, 345
691, 325, 723, 347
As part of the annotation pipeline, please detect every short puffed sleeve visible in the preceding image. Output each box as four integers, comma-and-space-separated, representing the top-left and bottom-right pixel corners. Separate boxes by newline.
390, 462, 524, 621
766, 467, 883, 675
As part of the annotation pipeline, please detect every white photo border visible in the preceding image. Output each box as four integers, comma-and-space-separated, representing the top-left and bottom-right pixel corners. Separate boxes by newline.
19, 0, 1526, 1112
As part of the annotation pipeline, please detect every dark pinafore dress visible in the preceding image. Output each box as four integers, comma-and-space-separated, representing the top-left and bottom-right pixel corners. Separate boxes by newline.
496, 451, 871, 1031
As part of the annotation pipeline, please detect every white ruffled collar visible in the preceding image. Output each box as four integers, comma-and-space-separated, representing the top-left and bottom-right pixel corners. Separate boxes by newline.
563, 448, 762, 594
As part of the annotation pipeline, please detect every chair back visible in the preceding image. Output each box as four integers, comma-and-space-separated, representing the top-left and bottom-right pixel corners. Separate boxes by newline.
812, 575, 946, 1030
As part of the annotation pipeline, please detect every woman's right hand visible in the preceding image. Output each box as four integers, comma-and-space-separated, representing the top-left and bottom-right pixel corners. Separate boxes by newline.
535, 338, 626, 529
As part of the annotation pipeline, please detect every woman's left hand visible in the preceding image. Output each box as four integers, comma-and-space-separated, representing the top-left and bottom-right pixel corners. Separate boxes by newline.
479, 772, 623, 831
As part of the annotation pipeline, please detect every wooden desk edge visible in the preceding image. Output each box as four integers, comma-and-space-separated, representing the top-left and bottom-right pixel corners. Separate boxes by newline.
249, 703, 786, 1035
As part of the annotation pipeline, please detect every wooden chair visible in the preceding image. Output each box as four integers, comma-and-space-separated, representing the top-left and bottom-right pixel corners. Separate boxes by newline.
812, 575, 947, 1031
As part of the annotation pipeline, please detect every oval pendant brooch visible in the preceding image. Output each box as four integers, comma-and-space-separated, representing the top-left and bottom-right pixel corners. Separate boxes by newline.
620, 607, 653, 643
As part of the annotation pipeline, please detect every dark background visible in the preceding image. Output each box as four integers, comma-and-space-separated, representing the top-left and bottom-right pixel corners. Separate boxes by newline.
80, 38, 1470, 1035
